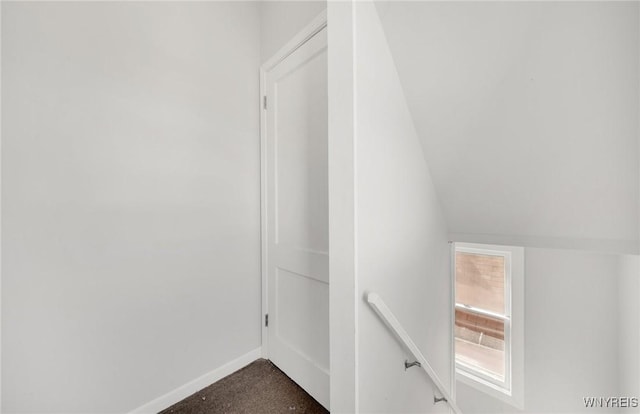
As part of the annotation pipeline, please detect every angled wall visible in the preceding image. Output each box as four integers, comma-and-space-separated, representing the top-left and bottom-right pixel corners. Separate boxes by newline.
354, 2, 452, 412
378, 1, 639, 254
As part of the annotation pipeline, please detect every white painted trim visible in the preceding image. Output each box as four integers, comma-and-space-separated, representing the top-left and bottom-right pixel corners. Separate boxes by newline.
449, 242, 457, 411
128, 348, 261, 414
328, 1, 358, 412
259, 8, 328, 362
0, 1, 4, 410
455, 243, 512, 392
259, 65, 268, 360
450, 232, 639, 255
260, 10, 327, 72
453, 242, 525, 410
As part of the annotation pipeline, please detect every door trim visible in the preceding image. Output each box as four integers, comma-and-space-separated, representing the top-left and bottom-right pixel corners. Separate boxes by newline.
260, 10, 328, 359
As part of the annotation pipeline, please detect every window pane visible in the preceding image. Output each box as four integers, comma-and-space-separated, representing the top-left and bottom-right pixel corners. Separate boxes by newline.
455, 251, 505, 314
455, 309, 505, 380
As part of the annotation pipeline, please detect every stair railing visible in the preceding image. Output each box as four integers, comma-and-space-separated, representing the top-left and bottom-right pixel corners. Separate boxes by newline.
366, 292, 462, 414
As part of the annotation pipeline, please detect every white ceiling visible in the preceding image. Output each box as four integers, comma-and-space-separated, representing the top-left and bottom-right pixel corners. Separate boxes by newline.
376, 1, 639, 253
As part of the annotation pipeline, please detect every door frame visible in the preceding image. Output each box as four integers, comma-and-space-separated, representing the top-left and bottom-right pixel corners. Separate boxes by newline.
259, 10, 328, 359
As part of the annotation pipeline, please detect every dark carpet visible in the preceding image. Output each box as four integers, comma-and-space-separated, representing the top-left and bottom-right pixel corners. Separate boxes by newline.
159, 359, 329, 414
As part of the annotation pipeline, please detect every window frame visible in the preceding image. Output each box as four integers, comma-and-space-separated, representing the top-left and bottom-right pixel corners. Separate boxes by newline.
452, 242, 524, 410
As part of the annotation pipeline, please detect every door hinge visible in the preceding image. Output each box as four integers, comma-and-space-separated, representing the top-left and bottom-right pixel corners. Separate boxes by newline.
263, 96, 267, 110
265, 314, 269, 327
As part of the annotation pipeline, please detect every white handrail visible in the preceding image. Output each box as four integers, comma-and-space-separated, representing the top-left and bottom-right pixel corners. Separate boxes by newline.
366, 292, 462, 414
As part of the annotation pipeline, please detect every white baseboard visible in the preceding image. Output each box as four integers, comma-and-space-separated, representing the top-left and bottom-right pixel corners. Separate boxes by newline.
129, 348, 262, 414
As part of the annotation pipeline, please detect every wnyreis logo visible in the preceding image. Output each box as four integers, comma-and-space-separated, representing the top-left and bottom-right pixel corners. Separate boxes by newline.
584, 397, 639, 408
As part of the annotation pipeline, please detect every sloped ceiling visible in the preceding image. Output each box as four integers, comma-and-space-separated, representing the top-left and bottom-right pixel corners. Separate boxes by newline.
376, 1, 639, 253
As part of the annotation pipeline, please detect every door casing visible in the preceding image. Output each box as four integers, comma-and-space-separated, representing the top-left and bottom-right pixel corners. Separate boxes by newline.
259, 9, 328, 362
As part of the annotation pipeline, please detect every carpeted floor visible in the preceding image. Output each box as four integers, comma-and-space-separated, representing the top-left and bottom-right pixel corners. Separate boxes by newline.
159, 359, 329, 414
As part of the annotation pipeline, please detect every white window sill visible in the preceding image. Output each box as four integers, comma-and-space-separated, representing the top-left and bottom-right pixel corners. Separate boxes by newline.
456, 368, 524, 410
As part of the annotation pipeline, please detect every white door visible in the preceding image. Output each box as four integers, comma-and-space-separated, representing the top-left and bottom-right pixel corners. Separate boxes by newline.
264, 27, 329, 408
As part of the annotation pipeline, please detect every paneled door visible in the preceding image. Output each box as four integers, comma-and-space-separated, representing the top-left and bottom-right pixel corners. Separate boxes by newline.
263, 26, 329, 408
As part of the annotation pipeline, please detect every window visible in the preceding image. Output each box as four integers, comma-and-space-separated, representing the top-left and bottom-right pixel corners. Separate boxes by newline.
453, 242, 524, 409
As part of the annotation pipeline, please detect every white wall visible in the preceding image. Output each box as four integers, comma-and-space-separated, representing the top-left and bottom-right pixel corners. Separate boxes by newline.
1, 2, 261, 412
619, 255, 640, 405
378, 2, 639, 254
354, 3, 452, 412
260, 1, 326, 63
457, 248, 621, 414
